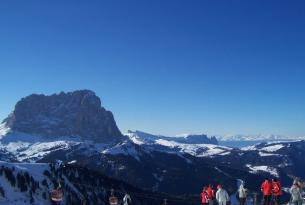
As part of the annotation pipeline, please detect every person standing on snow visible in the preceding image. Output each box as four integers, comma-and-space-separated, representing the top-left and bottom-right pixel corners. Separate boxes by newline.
261, 179, 272, 205
238, 181, 247, 205
123, 193, 132, 205
201, 187, 209, 205
272, 178, 282, 205
216, 184, 229, 205
290, 182, 303, 205
207, 185, 215, 205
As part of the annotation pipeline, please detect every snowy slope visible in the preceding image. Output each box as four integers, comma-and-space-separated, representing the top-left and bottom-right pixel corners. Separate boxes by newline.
0, 161, 52, 205
0, 124, 117, 162
0, 161, 197, 205
0, 124, 9, 137
126, 130, 231, 158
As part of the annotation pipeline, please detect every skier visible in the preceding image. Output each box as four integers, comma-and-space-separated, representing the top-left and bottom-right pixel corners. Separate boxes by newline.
123, 193, 132, 205
290, 182, 303, 205
261, 179, 272, 205
207, 185, 215, 205
201, 187, 209, 205
216, 184, 229, 205
238, 181, 247, 205
271, 178, 282, 205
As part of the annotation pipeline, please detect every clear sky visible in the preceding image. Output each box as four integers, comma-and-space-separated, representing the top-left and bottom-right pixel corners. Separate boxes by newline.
0, 0, 305, 136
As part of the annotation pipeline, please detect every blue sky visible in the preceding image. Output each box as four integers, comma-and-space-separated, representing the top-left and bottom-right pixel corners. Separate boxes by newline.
0, 0, 305, 136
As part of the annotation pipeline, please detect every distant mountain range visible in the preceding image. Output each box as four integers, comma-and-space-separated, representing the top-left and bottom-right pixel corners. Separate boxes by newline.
215, 134, 304, 142
0, 90, 304, 204
126, 130, 218, 145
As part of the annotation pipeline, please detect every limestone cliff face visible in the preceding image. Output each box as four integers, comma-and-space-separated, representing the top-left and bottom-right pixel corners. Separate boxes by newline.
3, 90, 124, 142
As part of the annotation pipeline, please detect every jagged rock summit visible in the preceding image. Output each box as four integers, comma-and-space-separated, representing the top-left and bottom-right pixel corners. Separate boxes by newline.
3, 90, 124, 142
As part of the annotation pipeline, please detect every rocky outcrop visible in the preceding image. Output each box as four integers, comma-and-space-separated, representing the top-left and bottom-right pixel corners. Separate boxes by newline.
3, 90, 124, 142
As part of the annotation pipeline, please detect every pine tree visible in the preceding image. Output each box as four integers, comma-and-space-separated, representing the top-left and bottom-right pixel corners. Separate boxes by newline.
42, 179, 49, 188
29, 190, 34, 204
4, 168, 16, 187
0, 186, 5, 198
42, 192, 47, 200
17, 173, 28, 192
24, 172, 30, 185
43, 170, 51, 178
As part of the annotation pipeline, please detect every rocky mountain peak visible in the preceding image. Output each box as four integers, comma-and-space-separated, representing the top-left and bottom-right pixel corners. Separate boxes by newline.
3, 90, 124, 142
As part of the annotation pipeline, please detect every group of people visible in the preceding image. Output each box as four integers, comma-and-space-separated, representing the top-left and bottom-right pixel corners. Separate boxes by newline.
260, 178, 283, 205
201, 184, 229, 205
200, 177, 304, 205
261, 177, 305, 205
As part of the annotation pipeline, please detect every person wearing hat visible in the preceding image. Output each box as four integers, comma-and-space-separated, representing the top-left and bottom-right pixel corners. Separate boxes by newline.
216, 184, 229, 205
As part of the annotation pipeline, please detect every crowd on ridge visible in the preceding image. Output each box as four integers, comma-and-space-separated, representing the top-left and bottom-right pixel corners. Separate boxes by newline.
200, 178, 304, 205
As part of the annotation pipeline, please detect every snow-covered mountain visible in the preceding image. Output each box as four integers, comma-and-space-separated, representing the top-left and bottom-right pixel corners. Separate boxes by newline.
126, 130, 231, 158
0, 90, 305, 199
126, 130, 218, 145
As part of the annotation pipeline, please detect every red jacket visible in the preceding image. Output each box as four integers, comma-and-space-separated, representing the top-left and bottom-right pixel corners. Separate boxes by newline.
261, 180, 272, 196
201, 192, 209, 204
272, 181, 283, 196
206, 186, 215, 200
